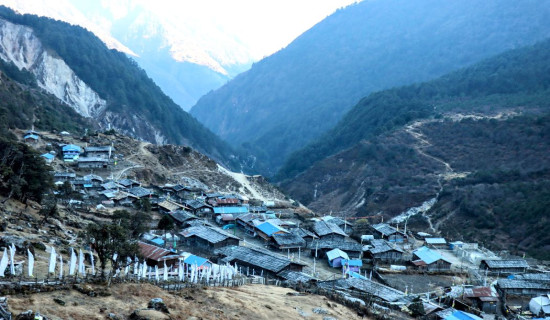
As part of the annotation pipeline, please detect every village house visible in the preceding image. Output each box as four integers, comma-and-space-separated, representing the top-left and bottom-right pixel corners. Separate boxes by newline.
271, 233, 306, 252
23, 131, 39, 143
411, 246, 452, 271
168, 210, 198, 226
82, 174, 104, 188
462, 286, 499, 314
322, 216, 354, 235
183, 254, 212, 270
365, 239, 404, 263
54, 172, 77, 182
41, 153, 55, 164
326, 248, 349, 268
276, 270, 317, 284
127, 186, 155, 199
138, 241, 179, 267
425, 237, 448, 249
308, 238, 363, 259
215, 245, 305, 278
343, 259, 362, 274
312, 220, 347, 241
236, 213, 261, 236
479, 259, 529, 274
255, 221, 288, 241
372, 223, 408, 243
117, 178, 141, 189
213, 206, 248, 220
77, 157, 109, 169
317, 277, 405, 303
180, 224, 240, 253
291, 227, 319, 244
84, 146, 115, 159
157, 199, 186, 214
183, 199, 213, 217
62, 144, 82, 162
496, 279, 550, 297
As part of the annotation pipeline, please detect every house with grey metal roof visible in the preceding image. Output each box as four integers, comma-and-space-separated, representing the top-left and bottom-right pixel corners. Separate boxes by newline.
307, 238, 363, 259
372, 223, 408, 243
183, 199, 213, 216
215, 245, 305, 277
312, 220, 347, 240
365, 239, 404, 262
497, 279, 550, 297
277, 270, 317, 283
479, 259, 529, 274
127, 186, 154, 199
84, 146, 115, 159
180, 225, 240, 252
291, 227, 319, 243
317, 277, 405, 302
425, 237, 447, 249
271, 233, 306, 251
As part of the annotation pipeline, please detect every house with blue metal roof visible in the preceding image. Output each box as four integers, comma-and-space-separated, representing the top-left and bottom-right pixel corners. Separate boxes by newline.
343, 259, 363, 273
184, 254, 211, 269
40, 153, 55, 164
411, 246, 452, 271
62, 144, 82, 162
213, 206, 248, 215
255, 221, 288, 241
24, 134, 39, 142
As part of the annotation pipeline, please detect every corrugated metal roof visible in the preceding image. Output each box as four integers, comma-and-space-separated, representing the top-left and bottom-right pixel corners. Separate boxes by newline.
326, 248, 349, 261
497, 279, 550, 289
313, 221, 347, 237
256, 221, 286, 237
372, 223, 400, 236
215, 246, 300, 273
62, 144, 82, 152
426, 238, 447, 245
272, 233, 306, 248
368, 239, 404, 254
180, 225, 240, 243
317, 277, 405, 302
214, 206, 248, 214
138, 241, 172, 261
128, 186, 153, 198
277, 270, 316, 282
413, 246, 449, 265
184, 255, 210, 267
482, 259, 529, 269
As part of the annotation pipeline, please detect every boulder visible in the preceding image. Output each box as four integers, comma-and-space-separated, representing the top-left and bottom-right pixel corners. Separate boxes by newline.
148, 298, 169, 314
129, 309, 171, 320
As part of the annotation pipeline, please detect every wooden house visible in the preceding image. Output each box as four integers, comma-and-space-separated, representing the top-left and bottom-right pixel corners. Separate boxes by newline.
255, 221, 288, 241
168, 210, 198, 226
271, 233, 306, 252
117, 178, 141, 189
312, 220, 347, 241
84, 146, 114, 159
308, 238, 363, 259
372, 223, 407, 243
317, 278, 405, 303
62, 144, 82, 162
236, 213, 261, 236
127, 186, 155, 199
365, 239, 404, 262
425, 237, 447, 249
138, 241, 179, 267
291, 227, 319, 244
411, 246, 452, 271
463, 286, 499, 314
180, 225, 240, 252
479, 259, 529, 275
158, 199, 186, 214
54, 172, 77, 182
343, 259, 363, 273
77, 157, 109, 168
183, 199, 213, 216
215, 245, 305, 278
496, 279, 550, 297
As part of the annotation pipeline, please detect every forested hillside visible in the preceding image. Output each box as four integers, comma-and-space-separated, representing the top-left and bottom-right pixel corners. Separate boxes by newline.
191, 0, 550, 175
281, 40, 550, 259
0, 7, 241, 169
277, 38, 550, 181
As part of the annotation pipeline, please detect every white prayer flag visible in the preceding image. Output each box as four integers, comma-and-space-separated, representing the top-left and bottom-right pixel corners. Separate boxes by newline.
0, 248, 8, 277
69, 248, 77, 275
163, 260, 168, 281
9, 244, 16, 275
78, 249, 85, 275
59, 254, 63, 279
27, 249, 34, 277
141, 261, 147, 278
90, 252, 95, 275
155, 265, 159, 281
48, 247, 57, 273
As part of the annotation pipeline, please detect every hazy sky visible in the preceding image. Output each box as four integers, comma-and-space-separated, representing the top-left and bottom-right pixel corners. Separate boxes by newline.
2, 0, 361, 60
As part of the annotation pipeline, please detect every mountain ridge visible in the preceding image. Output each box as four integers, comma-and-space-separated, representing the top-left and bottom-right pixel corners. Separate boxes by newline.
191, 0, 550, 176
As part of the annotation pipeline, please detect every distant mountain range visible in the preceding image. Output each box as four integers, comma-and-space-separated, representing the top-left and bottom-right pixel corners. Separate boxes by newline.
190, 0, 550, 176
0, 7, 241, 168
282, 39, 550, 259
1, 0, 255, 110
